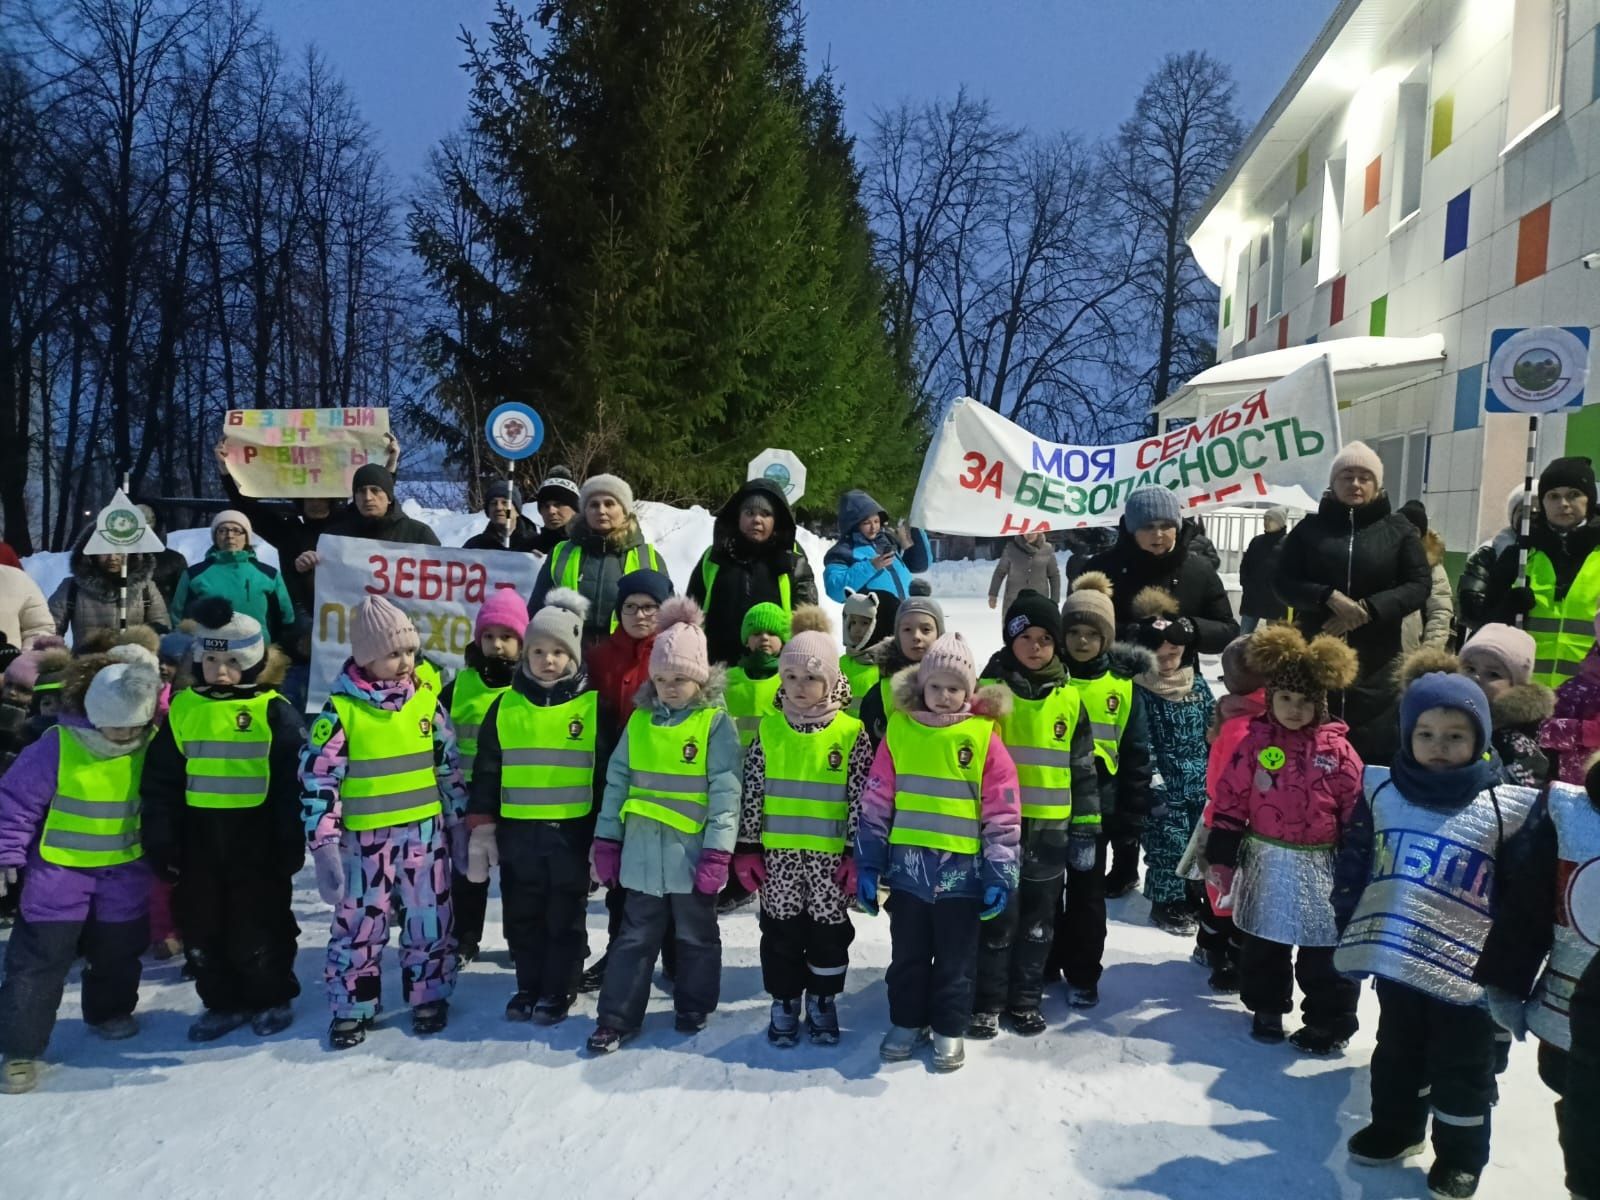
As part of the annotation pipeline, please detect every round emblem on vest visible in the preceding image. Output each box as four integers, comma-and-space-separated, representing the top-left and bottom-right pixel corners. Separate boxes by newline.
827, 746, 843, 771
235, 710, 253, 731
419, 718, 432, 737
682, 739, 699, 764
1052, 719, 1067, 741
1568, 859, 1600, 949
1105, 694, 1120, 713
957, 743, 974, 768
568, 718, 585, 740
1257, 746, 1285, 771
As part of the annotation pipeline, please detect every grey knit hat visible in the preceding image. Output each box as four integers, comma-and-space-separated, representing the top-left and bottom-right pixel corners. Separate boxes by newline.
1123, 486, 1181, 531
525, 588, 590, 664
896, 596, 945, 636
84, 645, 162, 730
579, 474, 634, 512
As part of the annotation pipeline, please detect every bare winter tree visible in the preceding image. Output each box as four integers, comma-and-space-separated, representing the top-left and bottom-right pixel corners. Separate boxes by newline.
1107, 50, 1244, 419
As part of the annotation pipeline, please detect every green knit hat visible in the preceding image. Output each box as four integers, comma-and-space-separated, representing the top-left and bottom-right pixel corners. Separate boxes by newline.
741, 602, 791, 643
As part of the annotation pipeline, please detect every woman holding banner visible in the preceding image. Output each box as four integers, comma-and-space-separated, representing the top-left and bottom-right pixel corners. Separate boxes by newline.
1272, 442, 1430, 762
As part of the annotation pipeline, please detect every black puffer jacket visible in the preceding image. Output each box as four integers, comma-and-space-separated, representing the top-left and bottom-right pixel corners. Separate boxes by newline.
1480, 513, 1600, 625
320, 503, 440, 549
1456, 526, 1516, 636
1071, 522, 1238, 661
1237, 527, 1287, 620
1273, 491, 1430, 762
687, 478, 818, 667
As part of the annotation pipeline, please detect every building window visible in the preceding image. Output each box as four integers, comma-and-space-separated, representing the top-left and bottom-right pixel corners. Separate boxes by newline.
1318, 154, 1346, 284
1268, 207, 1287, 317
1507, 0, 1568, 148
1392, 73, 1429, 227
1369, 429, 1428, 504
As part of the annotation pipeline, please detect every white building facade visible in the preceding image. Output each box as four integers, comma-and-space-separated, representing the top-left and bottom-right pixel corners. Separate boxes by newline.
1177, 0, 1600, 574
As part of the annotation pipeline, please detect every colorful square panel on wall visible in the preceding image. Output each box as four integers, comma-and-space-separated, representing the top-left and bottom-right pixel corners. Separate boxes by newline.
1484, 326, 1590, 413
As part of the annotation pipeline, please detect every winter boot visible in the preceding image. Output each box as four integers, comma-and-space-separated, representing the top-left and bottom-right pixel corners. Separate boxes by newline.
932, 1034, 965, 1073
505, 991, 536, 1022
1289, 1024, 1351, 1055
879, 1024, 930, 1062
1346, 1125, 1426, 1165
578, 954, 606, 993
1067, 983, 1100, 1010
1250, 1012, 1285, 1043
966, 1011, 1000, 1040
187, 1009, 250, 1043
457, 941, 479, 967
411, 1001, 449, 1035
1, 1058, 38, 1094
533, 994, 575, 1026
1208, 959, 1240, 993
90, 1014, 139, 1041
674, 1010, 707, 1035
1149, 903, 1197, 937
251, 1006, 293, 1037
805, 993, 840, 1045
1104, 840, 1139, 898
585, 1024, 636, 1054
1426, 1163, 1480, 1199
328, 1016, 371, 1050
767, 998, 801, 1048
1005, 1007, 1048, 1037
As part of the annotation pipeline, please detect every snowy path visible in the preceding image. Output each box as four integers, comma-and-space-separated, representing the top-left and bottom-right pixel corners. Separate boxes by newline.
0, 877, 1562, 1199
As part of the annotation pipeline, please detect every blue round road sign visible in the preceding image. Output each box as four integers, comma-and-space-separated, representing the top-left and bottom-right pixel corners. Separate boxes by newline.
485, 403, 545, 460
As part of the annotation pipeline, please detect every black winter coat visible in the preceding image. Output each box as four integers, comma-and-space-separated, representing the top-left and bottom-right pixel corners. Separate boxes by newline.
139, 667, 308, 881
1480, 513, 1600, 626
1456, 527, 1516, 635
1474, 791, 1565, 999
688, 478, 818, 668
1273, 492, 1430, 762
321, 504, 441, 549
1237, 528, 1287, 619
1073, 522, 1238, 662
1566, 953, 1600, 1197
462, 515, 545, 554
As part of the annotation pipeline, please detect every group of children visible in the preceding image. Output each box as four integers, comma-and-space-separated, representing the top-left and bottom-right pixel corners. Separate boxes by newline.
0, 556, 1597, 1200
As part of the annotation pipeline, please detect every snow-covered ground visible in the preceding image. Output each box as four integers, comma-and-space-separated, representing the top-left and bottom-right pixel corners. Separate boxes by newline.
7, 502, 1564, 1198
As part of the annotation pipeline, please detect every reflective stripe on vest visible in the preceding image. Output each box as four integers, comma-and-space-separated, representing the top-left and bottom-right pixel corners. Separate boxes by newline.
330, 686, 443, 831
885, 711, 990, 855
1069, 673, 1133, 775
620, 707, 716, 833
551, 541, 664, 633
986, 682, 1085, 826
40, 726, 146, 868
1526, 550, 1600, 689
167, 688, 275, 809
759, 711, 862, 853
726, 668, 782, 749
449, 668, 509, 783
494, 690, 598, 821
1527, 782, 1600, 1050
839, 655, 880, 718
1333, 766, 1538, 1004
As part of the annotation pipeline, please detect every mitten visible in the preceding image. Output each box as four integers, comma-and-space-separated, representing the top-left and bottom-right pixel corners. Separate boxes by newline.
311, 843, 345, 907
592, 838, 622, 888
1067, 831, 1098, 874
1484, 986, 1528, 1041
732, 852, 766, 893
694, 849, 732, 895
1162, 617, 1196, 646
447, 822, 470, 871
979, 884, 1010, 921
466, 823, 499, 884
832, 855, 858, 898
856, 866, 881, 916
0, 866, 16, 898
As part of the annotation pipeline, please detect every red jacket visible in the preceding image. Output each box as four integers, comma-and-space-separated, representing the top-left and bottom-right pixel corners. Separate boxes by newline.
1206, 690, 1266, 810
1211, 715, 1364, 848
0, 541, 19, 570
587, 627, 656, 723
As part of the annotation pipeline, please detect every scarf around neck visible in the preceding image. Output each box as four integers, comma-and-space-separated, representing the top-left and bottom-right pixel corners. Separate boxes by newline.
1138, 665, 1195, 702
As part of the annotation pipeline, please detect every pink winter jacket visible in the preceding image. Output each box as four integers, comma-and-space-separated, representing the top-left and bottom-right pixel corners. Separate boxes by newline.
1542, 652, 1600, 786
1206, 690, 1267, 809
1210, 715, 1364, 849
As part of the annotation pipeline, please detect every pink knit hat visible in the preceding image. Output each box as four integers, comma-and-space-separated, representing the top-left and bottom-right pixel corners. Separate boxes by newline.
350, 594, 420, 669
777, 606, 839, 689
917, 631, 977, 694
649, 596, 710, 684
4, 650, 44, 689
1460, 622, 1536, 687
475, 586, 530, 642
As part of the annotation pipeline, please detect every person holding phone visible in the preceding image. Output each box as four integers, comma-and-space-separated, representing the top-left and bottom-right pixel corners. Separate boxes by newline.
822, 490, 931, 603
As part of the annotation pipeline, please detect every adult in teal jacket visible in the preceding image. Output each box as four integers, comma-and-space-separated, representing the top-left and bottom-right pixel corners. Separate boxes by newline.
822, 489, 931, 603
171, 510, 296, 644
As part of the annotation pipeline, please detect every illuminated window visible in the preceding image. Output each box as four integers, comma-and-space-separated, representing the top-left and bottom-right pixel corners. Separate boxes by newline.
1318, 153, 1346, 284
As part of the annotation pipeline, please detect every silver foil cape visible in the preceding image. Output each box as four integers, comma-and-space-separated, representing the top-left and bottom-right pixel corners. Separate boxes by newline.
1233, 837, 1339, 946
1334, 766, 1538, 1004
1528, 783, 1600, 1050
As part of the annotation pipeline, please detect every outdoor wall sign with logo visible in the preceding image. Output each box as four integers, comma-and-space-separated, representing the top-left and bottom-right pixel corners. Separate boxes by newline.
485, 403, 546, 461
83, 489, 166, 556
747, 448, 807, 504
222, 407, 390, 498
1484, 326, 1590, 413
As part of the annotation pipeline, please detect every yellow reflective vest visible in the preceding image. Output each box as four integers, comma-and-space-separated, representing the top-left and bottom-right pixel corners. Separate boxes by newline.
726, 667, 782, 749
549, 542, 664, 633
494, 690, 598, 821
840, 655, 880, 718
885, 711, 990, 855
166, 688, 276, 809
449, 668, 508, 783
1526, 549, 1600, 689
985, 682, 1090, 826
331, 686, 443, 831
620, 707, 716, 834
758, 711, 861, 853
1069, 672, 1133, 775
40, 727, 146, 868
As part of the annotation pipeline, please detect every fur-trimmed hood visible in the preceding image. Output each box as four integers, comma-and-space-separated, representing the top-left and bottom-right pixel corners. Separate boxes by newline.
1422, 529, 1446, 568
889, 663, 1013, 721
1490, 680, 1556, 728
1105, 641, 1155, 680
632, 664, 728, 714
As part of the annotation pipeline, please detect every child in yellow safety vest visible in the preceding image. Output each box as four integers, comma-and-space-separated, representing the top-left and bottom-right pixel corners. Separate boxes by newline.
726, 602, 788, 752
139, 598, 308, 1044
586, 597, 741, 1053
0, 644, 163, 1094
731, 606, 875, 1047
299, 595, 469, 1050
970, 589, 1099, 1038
439, 586, 528, 963
856, 595, 944, 747
464, 589, 614, 1027
855, 631, 1021, 1073
838, 588, 895, 718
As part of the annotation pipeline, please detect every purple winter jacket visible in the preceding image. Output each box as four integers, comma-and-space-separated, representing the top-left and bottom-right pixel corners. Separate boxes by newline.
0, 716, 153, 924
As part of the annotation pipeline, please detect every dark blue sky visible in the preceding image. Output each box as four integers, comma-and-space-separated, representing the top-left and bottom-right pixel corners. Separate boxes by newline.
262, 1, 1333, 184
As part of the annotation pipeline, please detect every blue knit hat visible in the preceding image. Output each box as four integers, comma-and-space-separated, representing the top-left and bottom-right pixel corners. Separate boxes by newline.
613, 568, 674, 618
1400, 671, 1492, 756
1123, 486, 1181, 532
